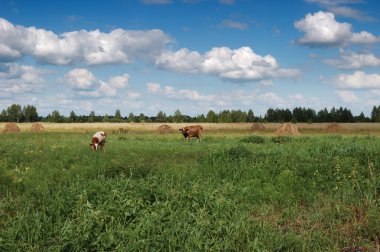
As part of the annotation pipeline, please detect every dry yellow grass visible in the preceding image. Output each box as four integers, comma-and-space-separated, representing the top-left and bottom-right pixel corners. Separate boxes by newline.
1, 122, 380, 135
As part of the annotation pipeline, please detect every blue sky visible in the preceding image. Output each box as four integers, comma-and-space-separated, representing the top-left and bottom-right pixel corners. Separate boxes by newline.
0, 0, 380, 117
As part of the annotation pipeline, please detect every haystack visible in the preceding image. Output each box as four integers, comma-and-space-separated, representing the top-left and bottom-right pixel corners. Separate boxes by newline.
157, 124, 174, 134
2, 123, 20, 133
250, 122, 265, 131
325, 123, 343, 133
30, 123, 44, 132
276, 122, 300, 135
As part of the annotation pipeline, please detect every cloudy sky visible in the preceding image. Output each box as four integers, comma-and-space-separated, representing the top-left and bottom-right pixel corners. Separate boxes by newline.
0, 0, 379, 117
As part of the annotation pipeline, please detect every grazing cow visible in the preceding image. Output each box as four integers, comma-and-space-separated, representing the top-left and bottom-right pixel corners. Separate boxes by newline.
179, 125, 203, 142
90, 131, 107, 151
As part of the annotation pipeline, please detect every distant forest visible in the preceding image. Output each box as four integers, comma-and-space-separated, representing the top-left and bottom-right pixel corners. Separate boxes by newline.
2, 103, 380, 123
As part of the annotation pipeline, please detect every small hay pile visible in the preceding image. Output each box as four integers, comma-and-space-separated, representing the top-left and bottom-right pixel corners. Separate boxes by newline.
276, 122, 300, 135
2, 123, 20, 133
157, 124, 174, 134
30, 123, 44, 132
250, 122, 265, 131
325, 123, 343, 133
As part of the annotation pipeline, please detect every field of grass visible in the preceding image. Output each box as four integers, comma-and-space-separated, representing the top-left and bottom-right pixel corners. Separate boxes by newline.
0, 127, 379, 250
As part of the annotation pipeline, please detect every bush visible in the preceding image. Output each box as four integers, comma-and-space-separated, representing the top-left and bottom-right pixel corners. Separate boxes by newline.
271, 136, 291, 144
241, 135, 265, 144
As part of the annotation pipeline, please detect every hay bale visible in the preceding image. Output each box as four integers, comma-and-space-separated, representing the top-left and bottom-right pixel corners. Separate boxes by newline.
276, 122, 300, 135
2, 123, 20, 133
325, 123, 343, 133
250, 122, 265, 131
157, 124, 174, 134
30, 123, 44, 132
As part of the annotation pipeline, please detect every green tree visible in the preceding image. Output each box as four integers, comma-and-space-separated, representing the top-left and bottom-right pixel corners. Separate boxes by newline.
206, 110, 218, 123
137, 113, 145, 123
127, 112, 135, 122
196, 114, 206, 122
7, 104, 23, 122
218, 110, 232, 123
102, 114, 110, 122
247, 109, 255, 122
156, 111, 167, 123
115, 109, 121, 119
88, 111, 95, 122
69, 110, 77, 122
173, 109, 183, 123
371, 106, 380, 122
0, 109, 7, 122
50, 110, 63, 123
23, 105, 38, 122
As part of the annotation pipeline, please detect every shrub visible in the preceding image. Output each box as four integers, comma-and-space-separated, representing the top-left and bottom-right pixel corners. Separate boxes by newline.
271, 136, 291, 144
241, 135, 265, 144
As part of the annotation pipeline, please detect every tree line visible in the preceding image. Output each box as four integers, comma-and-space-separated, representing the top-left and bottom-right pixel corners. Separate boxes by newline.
1, 104, 380, 123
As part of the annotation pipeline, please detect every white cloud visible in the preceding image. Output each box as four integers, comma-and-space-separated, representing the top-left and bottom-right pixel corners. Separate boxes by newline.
324, 50, 380, 69
294, 11, 379, 47
147, 82, 161, 92
109, 74, 129, 88
336, 90, 360, 102
126, 92, 141, 99
77, 90, 101, 97
155, 48, 202, 74
332, 71, 380, 89
0, 63, 45, 95
99, 81, 117, 97
146, 82, 320, 111
155, 46, 300, 82
0, 17, 172, 65
305, 0, 376, 22
64, 69, 132, 97
218, 20, 248, 30
0, 43, 21, 62
65, 68, 96, 89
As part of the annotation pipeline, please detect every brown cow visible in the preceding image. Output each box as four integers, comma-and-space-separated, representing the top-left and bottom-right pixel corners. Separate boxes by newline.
179, 125, 203, 142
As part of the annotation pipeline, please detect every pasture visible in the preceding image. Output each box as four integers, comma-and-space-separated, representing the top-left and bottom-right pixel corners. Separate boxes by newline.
0, 123, 379, 251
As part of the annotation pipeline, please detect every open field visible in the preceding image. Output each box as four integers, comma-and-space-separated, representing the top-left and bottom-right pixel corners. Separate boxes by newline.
2, 122, 380, 135
0, 127, 379, 250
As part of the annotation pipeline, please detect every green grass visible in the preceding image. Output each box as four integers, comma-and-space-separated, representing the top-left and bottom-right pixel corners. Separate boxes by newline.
0, 132, 379, 251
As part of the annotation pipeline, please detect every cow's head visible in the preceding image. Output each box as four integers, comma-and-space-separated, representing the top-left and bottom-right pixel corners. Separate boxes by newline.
179, 128, 189, 138
90, 137, 100, 151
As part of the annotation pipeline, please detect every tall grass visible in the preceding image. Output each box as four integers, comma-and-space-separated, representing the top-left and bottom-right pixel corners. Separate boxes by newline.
0, 132, 379, 250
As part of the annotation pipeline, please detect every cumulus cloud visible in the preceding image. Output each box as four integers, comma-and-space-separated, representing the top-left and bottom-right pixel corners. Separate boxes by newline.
336, 90, 360, 103
0, 63, 45, 96
65, 68, 96, 89
155, 46, 300, 82
332, 71, 380, 89
324, 50, 380, 69
64, 69, 132, 97
294, 11, 379, 47
147, 83, 216, 102
109, 74, 129, 88
0, 17, 172, 65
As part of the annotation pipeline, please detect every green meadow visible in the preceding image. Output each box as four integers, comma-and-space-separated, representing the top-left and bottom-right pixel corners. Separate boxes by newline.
0, 132, 379, 251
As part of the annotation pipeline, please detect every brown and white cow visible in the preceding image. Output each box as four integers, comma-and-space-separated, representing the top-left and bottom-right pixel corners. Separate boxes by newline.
179, 125, 203, 142
90, 131, 107, 151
